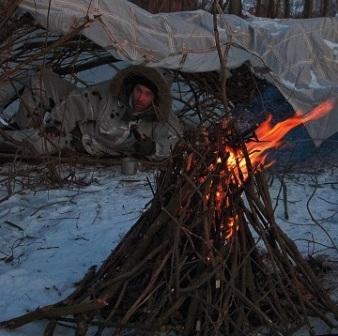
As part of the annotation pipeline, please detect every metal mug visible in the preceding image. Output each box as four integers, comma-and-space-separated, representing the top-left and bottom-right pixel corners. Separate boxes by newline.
121, 157, 138, 175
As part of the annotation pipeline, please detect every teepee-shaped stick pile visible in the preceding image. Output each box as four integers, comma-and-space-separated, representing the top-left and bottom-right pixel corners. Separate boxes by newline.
1, 122, 338, 336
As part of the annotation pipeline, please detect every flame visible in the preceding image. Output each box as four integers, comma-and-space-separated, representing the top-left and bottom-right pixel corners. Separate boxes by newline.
189, 99, 335, 242
225, 215, 239, 240
226, 98, 335, 180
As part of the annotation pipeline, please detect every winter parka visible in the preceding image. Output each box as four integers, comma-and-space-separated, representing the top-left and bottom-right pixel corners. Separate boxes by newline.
3, 66, 183, 159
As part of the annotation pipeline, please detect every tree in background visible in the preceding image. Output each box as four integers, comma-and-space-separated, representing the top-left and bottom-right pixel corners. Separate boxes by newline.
131, 0, 336, 18
303, 0, 314, 17
320, 0, 337, 16
284, 0, 291, 17
229, 0, 243, 15
130, 0, 198, 13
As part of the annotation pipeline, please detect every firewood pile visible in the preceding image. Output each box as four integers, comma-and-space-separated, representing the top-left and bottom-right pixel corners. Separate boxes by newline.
1, 121, 337, 336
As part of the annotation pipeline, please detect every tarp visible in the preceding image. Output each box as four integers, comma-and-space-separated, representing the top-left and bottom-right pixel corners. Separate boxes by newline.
14, 0, 338, 145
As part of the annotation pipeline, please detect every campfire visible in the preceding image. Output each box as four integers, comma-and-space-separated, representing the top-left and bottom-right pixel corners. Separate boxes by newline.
1, 100, 337, 335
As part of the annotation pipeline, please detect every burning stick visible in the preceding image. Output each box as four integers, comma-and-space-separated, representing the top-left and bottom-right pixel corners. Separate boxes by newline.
1, 101, 337, 335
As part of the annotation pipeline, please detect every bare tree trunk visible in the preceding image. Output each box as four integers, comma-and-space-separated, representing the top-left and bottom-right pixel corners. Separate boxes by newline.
255, 0, 270, 16
255, 0, 262, 15
275, 0, 291, 18
275, 0, 282, 17
320, 0, 336, 16
130, 0, 146, 11
229, 0, 243, 15
303, 0, 314, 17
284, 0, 291, 17
131, 0, 199, 13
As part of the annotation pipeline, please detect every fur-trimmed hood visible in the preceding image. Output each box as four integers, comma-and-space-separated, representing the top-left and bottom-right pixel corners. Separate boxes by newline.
110, 65, 171, 122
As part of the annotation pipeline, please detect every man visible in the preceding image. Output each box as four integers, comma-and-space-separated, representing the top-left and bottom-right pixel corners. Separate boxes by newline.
0, 65, 183, 159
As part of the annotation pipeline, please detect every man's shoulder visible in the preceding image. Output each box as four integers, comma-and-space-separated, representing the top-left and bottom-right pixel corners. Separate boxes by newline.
83, 81, 129, 103
79, 81, 111, 95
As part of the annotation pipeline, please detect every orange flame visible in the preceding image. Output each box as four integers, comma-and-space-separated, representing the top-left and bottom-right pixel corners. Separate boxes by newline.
225, 215, 239, 240
226, 98, 335, 181
193, 99, 334, 242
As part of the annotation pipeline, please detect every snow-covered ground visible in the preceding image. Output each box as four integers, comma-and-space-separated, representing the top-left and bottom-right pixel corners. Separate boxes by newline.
0, 161, 337, 335
0, 164, 154, 335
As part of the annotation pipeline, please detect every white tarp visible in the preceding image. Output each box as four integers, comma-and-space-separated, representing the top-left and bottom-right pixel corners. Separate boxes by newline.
14, 0, 338, 145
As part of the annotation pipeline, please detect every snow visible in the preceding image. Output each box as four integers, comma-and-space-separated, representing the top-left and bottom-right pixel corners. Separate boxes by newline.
0, 162, 337, 335
0, 164, 155, 335
271, 169, 338, 258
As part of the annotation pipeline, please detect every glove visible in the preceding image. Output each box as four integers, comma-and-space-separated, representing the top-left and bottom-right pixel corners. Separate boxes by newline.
134, 136, 156, 156
43, 126, 60, 137
130, 124, 142, 141
43, 112, 61, 138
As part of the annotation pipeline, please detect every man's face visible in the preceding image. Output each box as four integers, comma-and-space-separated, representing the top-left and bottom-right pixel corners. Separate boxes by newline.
131, 84, 155, 112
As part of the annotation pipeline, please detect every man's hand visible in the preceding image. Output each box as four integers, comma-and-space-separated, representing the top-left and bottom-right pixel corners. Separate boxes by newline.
134, 136, 156, 156
43, 112, 62, 140
43, 126, 60, 140
130, 124, 143, 141
130, 125, 155, 155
